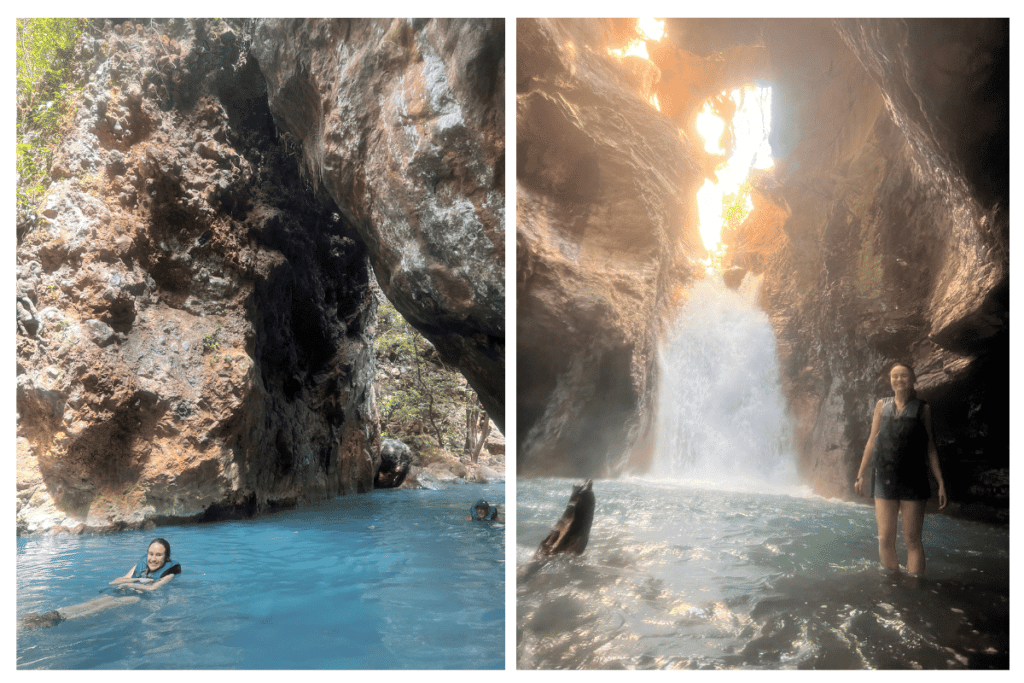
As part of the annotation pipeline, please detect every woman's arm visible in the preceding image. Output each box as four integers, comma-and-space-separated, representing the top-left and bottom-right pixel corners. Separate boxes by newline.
109, 565, 139, 585
126, 573, 174, 592
922, 404, 947, 509
854, 400, 883, 497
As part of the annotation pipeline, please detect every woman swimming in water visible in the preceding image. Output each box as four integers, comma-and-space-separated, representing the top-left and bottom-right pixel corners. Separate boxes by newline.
468, 499, 503, 522
20, 538, 182, 630
110, 538, 182, 591
855, 362, 947, 575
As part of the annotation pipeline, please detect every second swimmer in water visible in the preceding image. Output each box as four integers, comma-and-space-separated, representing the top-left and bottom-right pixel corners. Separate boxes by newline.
468, 499, 503, 522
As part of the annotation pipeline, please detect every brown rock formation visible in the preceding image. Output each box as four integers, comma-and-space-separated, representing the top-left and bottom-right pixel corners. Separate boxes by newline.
517, 18, 1008, 518
251, 19, 505, 430
16, 18, 505, 533
516, 19, 703, 477
750, 19, 1008, 514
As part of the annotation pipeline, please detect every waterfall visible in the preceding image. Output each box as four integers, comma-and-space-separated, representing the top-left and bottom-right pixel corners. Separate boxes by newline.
654, 275, 797, 488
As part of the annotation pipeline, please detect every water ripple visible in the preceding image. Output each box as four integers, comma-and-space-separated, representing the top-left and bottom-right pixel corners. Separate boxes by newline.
518, 478, 1008, 669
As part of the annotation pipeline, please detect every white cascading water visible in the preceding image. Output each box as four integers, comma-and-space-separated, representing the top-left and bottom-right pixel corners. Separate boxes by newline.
653, 274, 798, 489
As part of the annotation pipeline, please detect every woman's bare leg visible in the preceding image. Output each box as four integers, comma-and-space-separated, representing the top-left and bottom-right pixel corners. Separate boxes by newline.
19, 595, 140, 630
901, 499, 927, 575
874, 498, 901, 571
59, 594, 141, 620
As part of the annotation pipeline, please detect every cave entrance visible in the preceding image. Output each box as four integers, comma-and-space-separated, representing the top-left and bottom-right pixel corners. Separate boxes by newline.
695, 85, 773, 269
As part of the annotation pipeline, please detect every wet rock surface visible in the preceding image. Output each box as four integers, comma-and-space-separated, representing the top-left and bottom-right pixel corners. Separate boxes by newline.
535, 479, 595, 558
375, 438, 413, 489
748, 19, 1008, 515
16, 19, 504, 533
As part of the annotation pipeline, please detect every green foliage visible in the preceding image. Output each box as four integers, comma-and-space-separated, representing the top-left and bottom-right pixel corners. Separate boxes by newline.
202, 326, 222, 353
203, 326, 223, 363
374, 300, 469, 451
722, 188, 751, 229
16, 18, 88, 221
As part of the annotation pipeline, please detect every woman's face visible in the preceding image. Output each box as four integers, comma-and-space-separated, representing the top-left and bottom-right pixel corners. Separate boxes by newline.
890, 365, 914, 393
147, 542, 167, 571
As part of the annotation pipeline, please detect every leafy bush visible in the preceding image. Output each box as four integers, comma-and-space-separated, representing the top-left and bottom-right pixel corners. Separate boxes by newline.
374, 300, 474, 452
16, 18, 88, 222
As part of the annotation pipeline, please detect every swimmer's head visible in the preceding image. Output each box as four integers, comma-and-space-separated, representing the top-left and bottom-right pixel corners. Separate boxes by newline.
472, 500, 490, 520
147, 538, 171, 571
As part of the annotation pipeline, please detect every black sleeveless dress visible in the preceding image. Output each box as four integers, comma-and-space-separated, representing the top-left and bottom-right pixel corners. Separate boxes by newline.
871, 397, 931, 501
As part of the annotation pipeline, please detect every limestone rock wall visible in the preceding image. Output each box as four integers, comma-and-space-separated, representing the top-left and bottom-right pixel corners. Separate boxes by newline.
748, 19, 1008, 515
250, 19, 506, 430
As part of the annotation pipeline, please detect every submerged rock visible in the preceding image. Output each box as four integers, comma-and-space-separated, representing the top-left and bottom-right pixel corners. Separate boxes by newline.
535, 479, 595, 558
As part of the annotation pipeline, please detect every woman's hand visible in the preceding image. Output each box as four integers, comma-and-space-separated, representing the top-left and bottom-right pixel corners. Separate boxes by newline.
937, 483, 948, 510
111, 576, 154, 587
127, 574, 174, 592
854, 474, 866, 497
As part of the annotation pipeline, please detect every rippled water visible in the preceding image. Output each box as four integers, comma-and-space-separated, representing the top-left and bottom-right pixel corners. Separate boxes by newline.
517, 477, 1008, 669
17, 483, 504, 669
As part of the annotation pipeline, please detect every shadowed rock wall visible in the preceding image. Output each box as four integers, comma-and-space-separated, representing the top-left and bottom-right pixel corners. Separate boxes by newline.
749, 19, 1008, 517
251, 18, 506, 430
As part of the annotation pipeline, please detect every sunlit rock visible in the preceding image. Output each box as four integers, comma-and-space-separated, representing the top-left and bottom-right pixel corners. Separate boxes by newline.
517, 19, 704, 477
15, 18, 503, 533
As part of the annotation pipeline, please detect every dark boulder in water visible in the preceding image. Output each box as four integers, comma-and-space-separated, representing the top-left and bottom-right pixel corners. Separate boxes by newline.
536, 479, 595, 558
375, 439, 413, 489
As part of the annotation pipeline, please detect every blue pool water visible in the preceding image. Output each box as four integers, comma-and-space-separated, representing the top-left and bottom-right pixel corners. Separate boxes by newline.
17, 483, 504, 669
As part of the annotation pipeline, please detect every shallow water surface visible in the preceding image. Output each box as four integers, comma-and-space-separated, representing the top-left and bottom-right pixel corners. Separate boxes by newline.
517, 478, 1008, 670
18, 483, 504, 669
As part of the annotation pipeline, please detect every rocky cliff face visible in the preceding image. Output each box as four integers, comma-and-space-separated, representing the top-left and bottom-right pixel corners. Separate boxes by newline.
750, 19, 1008, 518
251, 19, 505, 430
517, 18, 1008, 519
516, 19, 703, 477
16, 18, 505, 533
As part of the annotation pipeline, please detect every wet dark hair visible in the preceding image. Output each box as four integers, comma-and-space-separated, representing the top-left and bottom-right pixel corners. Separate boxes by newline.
149, 538, 172, 562
889, 361, 916, 382
472, 500, 491, 519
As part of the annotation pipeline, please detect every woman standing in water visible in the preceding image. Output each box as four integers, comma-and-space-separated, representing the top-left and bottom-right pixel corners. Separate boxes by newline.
855, 362, 947, 575
20, 538, 181, 630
